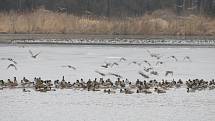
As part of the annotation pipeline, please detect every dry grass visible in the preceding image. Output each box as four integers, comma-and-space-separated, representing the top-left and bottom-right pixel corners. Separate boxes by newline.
0, 9, 214, 36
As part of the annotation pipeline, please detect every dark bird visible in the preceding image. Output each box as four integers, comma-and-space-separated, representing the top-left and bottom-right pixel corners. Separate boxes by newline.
62, 65, 76, 70
101, 63, 110, 68
165, 71, 173, 76
150, 71, 159, 76
143, 60, 151, 66
168, 56, 178, 61
138, 71, 149, 78
1, 58, 17, 64
144, 67, 153, 72
108, 73, 122, 78
184, 56, 191, 62
7, 64, 17, 70
95, 70, 106, 76
29, 50, 41, 59
119, 57, 127, 62
156, 61, 164, 66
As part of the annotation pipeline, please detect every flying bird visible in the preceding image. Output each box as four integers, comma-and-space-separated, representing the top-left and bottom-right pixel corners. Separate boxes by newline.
184, 56, 191, 62
95, 70, 106, 76
119, 57, 127, 62
108, 73, 122, 78
143, 60, 151, 66
7, 64, 17, 70
144, 67, 153, 72
147, 50, 160, 59
156, 61, 164, 66
111, 62, 119, 67
29, 50, 41, 59
129, 61, 141, 66
165, 71, 173, 76
1, 58, 17, 64
101, 63, 110, 68
150, 71, 159, 76
138, 71, 149, 78
168, 56, 178, 61
62, 65, 76, 70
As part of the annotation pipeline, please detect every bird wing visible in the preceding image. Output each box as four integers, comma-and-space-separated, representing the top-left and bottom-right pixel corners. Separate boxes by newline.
29, 50, 34, 56
101, 65, 108, 68
7, 64, 17, 70
120, 57, 126, 61
95, 71, 105, 76
108, 73, 122, 78
10, 60, 17, 64
71, 66, 76, 70
34, 52, 41, 57
138, 71, 149, 78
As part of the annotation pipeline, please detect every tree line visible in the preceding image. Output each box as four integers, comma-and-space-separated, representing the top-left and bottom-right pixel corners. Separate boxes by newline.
0, 0, 214, 16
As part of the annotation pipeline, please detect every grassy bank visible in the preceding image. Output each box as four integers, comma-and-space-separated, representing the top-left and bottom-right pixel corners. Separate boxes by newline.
0, 9, 215, 36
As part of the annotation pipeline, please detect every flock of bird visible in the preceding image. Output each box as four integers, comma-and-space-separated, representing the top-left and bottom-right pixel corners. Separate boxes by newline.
0, 76, 215, 94
2, 48, 191, 80
0, 48, 214, 94
93, 50, 192, 79
1, 50, 41, 70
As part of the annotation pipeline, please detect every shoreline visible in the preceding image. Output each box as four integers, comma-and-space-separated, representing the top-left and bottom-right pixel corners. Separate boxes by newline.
0, 34, 215, 47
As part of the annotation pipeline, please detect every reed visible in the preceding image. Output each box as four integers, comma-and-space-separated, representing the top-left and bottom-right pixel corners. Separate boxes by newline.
0, 8, 214, 36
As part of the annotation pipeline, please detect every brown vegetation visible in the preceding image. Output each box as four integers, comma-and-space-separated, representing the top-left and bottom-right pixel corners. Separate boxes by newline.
0, 9, 214, 36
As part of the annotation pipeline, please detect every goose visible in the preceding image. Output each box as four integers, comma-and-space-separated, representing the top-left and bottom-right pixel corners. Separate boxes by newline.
62, 65, 76, 70
1, 58, 17, 64
147, 50, 160, 58
165, 71, 173, 76
150, 71, 159, 76
138, 71, 149, 78
29, 50, 41, 59
143, 60, 151, 66
95, 70, 106, 76
119, 57, 127, 62
23, 88, 31, 92
156, 61, 164, 66
184, 56, 191, 62
144, 67, 153, 72
108, 73, 122, 78
101, 63, 111, 68
168, 56, 178, 61
7, 64, 17, 70
154, 88, 166, 93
